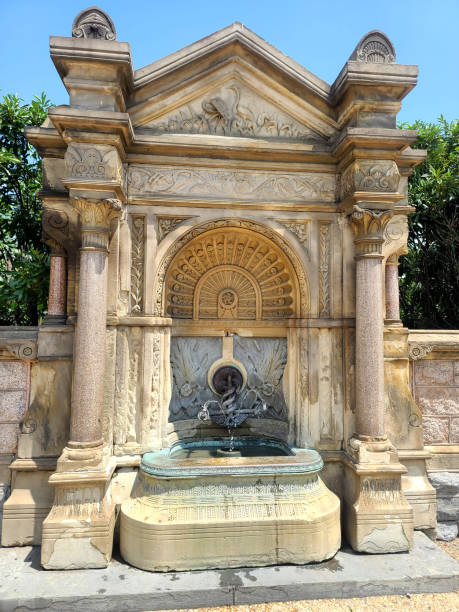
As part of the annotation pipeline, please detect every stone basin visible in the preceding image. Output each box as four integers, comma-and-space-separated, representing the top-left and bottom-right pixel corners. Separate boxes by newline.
120, 436, 341, 572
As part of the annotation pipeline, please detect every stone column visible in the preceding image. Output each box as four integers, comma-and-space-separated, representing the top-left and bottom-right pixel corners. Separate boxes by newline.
44, 239, 67, 325
349, 206, 393, 444
67, 197, 122, 459
385, 253, 403, 323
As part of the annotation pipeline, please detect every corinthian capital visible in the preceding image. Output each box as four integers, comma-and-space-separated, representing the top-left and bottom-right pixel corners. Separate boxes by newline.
349, 206, 393, 257
72, 197, 124, 250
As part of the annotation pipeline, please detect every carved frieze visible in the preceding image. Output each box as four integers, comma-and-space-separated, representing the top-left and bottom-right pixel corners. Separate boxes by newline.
340, 160, 400, 200
65, 143, 122, 183
157, 216, 191, 242
128, 165, 335, 203
145, 83, 325, 142
319, 223, 331, 317
72, 7, 116, 40
155, 219, 309, 317
130, 216, 145, 314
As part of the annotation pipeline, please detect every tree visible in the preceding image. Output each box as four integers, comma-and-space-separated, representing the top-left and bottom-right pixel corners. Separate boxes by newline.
0, 93, 52, 326
398, 117, 459, 329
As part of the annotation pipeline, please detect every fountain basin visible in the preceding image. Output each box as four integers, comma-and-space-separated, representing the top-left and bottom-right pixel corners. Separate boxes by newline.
120, 437, 341, 571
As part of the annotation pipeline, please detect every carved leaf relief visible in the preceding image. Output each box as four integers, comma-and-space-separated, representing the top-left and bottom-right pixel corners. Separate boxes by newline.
129, 165, 335, 203
144, 84, 326, 142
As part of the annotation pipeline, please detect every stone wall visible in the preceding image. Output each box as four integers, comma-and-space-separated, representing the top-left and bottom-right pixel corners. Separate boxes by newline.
413, 359, 459, 445
409, 331, 459, 540
0, 360, 29, 538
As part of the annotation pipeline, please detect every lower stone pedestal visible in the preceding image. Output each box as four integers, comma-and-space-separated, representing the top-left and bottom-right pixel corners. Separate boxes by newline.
1, 459, 55, 546
399, 450, 437, 531
343, 451, 414, 553
41, 455, 117, 569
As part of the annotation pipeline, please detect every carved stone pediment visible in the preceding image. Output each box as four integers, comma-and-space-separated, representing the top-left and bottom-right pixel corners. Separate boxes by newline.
135, 79, 331, 143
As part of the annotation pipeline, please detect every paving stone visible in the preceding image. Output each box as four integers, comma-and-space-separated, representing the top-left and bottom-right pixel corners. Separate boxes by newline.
0, 533, 458, 612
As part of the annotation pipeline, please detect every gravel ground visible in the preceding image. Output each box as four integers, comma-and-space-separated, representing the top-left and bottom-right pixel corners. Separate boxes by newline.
156, 539, 459, 612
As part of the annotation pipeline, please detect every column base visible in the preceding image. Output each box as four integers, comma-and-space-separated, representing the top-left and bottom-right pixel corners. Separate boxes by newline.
42, 314, 67, 326
344, 442, 414, 553
41, 446, 117, 569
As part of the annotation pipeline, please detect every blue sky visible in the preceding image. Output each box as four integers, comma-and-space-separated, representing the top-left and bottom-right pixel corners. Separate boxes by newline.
1, 0, 457, 124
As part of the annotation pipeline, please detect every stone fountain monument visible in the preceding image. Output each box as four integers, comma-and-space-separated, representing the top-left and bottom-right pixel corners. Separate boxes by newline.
1, 7, 438, 571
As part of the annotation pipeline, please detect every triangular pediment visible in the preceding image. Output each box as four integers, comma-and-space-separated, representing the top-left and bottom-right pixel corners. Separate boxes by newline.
128, 24, 338, 143
138, 78, 327, 143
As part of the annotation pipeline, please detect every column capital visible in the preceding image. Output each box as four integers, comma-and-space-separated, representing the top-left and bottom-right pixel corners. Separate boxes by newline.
349, 205, 393, 258
386, 245, 408, 265
72, 197, 124, 250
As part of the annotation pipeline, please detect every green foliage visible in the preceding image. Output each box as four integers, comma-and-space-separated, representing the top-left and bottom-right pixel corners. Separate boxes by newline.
398, 117, 459, 329
0, 93, 53, 325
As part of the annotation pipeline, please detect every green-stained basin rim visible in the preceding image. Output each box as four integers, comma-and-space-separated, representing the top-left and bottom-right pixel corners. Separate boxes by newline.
140, 436, 323, 478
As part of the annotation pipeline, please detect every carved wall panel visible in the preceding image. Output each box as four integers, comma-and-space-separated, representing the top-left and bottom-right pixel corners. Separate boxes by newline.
318, 222, 331, 317
233, 337, 288, 421
277, 220, 310, 255
164, 227, 298, 320
340, 160, 400, 199
157, 216, 192, 242
128, 164, 335, 203
130, 216, 145, 314
169, 336, 288, 424
169, 337, 222, 422
144, 82, 326, 142
114, 326, 143, 449
65, 143, 121, 182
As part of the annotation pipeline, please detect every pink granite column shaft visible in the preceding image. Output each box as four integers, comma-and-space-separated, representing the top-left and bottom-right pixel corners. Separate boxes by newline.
350, 206, 392, 441
355, 256, 385, 438
68, 198, 121, 449
48, 254, 67, 317
385, 258, 401, 321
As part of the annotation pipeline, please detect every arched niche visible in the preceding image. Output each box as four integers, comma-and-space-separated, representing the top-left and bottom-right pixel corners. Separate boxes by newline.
155, 219, 309, 321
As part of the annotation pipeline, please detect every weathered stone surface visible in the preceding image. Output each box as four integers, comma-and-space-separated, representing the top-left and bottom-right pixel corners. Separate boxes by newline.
415, 360, 454, 386
451, 417, 459, 443
0, 424, 19, 454
0, 361, 27, 390
428, 472, 459, 523
417, 387, 459, 415
422, 417, 449, 444
0, 391, 27, 421
436, 521, 458, 541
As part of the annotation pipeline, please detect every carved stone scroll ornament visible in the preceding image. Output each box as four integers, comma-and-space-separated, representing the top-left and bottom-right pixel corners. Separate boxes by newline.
130, 217, 145, 314
155, 219, 309, 317
128, 165, 335, 203
351, 30, 396, 64
3, 341, 37, 360
340, 160, 400, 200
72, 7, 116, 40
409, 344, 434, 361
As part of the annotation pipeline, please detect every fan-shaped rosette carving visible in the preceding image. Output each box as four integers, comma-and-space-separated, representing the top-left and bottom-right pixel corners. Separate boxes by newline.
165, 228, 297, 320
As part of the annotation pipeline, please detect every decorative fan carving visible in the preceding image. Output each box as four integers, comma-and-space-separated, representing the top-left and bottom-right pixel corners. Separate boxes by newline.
165, 228, 297, 320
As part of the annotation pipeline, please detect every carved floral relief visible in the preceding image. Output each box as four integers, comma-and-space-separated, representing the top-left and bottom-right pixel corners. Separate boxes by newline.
128, 165, 335, 203
145, 84, 326, 142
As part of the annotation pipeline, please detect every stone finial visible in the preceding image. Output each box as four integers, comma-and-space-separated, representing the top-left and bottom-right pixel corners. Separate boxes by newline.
350, 30, 396, 64
72, 6, 116, 40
